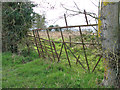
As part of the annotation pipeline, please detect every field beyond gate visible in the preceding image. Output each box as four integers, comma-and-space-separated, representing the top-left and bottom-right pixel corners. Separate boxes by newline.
31, 24, 103, 73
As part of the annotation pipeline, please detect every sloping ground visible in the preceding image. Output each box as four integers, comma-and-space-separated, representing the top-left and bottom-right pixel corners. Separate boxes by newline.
2, 52, 104, 88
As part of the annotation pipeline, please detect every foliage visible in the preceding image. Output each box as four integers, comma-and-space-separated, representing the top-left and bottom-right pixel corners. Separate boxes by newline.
48, 25, 60, 31
54, 25, 60, 31
2, 2, 36, 53
2, 49, 38, 66
48, 25, 54, 31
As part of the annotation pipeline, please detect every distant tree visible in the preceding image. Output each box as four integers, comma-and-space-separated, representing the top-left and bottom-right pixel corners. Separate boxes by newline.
2, 2, 36, 53
48, 25, 54, 31
32, 13, 46, 29
48, 25, 60, 31
54, 25, 60, 31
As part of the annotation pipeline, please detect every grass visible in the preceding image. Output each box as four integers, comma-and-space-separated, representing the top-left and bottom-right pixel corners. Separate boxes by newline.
2, 50, 104, 88
2, 33, 105, 88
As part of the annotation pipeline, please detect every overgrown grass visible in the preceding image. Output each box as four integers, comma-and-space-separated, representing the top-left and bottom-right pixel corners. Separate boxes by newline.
2, 50, 104, 88
2, 33, 106, 88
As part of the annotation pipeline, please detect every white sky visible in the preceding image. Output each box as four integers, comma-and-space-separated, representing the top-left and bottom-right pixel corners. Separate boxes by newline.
30, 0, 99, 27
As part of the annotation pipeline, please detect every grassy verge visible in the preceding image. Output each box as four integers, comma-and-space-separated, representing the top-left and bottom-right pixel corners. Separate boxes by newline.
2, 51, 104, 88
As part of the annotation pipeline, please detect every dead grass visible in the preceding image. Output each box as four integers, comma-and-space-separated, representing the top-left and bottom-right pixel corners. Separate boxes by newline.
37, 31, 97, 40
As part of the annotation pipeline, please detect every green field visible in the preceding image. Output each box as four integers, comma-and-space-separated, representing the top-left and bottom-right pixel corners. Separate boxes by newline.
2, 47, 105, 88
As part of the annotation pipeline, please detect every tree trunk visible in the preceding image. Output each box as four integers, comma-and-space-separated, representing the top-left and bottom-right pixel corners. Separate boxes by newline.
99, 2, 120, 88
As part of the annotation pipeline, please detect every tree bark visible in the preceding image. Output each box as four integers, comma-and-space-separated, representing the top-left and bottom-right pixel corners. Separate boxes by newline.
99, 2, 120, 87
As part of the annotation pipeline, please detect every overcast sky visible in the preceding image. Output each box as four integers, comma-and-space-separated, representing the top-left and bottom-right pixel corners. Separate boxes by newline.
30, 0, 99, 27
